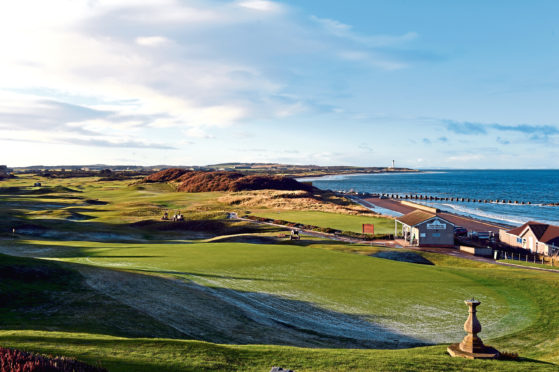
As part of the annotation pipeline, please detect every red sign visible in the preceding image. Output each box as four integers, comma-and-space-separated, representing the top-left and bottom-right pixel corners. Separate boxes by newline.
362, 224, 375, 234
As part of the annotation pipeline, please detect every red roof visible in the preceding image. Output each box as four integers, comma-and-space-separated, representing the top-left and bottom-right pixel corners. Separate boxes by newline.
397, 210, 453, 227
540, 225, 559, 245
397, 210, 435, 226
507, 222, 559, 245
507, 222, 534, 236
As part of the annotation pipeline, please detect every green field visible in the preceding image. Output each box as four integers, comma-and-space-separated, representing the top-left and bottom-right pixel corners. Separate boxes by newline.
251, 210, 395, 234
1, 174, 559, 371
500, 259, 559, 270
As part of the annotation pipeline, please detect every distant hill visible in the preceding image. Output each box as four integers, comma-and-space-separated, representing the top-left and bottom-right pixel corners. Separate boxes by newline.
143, 168, 314, 192
205, 163, 417, 177
11, 163, 417, 177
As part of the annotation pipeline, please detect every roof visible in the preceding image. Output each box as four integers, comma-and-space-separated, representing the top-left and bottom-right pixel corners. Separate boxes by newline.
396, 210, 453, 227
538, 225, 559, 245
507, 222, 559, 245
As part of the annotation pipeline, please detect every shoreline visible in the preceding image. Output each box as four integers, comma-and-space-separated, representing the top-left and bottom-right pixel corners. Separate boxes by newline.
360, 196, 512, 233
304, 170, 559, 229
294, 169, 420, 180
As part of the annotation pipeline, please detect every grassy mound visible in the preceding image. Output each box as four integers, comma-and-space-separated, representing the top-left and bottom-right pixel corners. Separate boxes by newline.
130, 219, 283, 235
250, 210, 394, 234
218, 190, 373, 215
143, 168, 314, 192
143, 168, 190, 182
0, 253, 186, 339
0, 186, 80, 195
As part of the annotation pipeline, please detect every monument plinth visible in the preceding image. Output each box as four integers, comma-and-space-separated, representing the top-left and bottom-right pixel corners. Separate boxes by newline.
447, 299, 500, 359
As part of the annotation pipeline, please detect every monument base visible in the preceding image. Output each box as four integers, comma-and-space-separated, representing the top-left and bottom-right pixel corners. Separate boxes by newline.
447, 343, 500, 359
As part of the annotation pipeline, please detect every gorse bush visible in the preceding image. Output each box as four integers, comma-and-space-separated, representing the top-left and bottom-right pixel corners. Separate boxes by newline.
142, 168, 314, 192
0, 347, 107, 372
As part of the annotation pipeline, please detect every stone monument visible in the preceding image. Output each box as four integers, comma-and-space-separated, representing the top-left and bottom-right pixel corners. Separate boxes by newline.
447, 298, 500, 359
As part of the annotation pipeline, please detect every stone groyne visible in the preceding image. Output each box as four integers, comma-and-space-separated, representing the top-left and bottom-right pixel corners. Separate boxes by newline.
336, 190, 559, 206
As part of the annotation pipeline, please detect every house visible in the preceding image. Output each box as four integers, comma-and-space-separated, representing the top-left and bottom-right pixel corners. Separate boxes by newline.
396, 210, 455, 247
499, 222, 559, 256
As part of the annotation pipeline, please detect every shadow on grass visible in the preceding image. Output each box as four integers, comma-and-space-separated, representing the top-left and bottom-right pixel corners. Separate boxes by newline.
1, 250, 427, 349
71, 261, 428, 349
0, 185, 82, 195
372, 251, 434, 265
136, 268, 273, 281
0, 243, 430, 350
279, 239, 361, 247
89, 255, 164, 259
505, 357, 556, 366
0, 253, 187, 340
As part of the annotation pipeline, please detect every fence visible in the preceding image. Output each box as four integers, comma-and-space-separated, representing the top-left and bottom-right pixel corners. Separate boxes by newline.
495, 250, 559, 267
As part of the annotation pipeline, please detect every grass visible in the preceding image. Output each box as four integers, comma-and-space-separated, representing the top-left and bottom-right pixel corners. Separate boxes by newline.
500, 259, 559, 270
0, 253, 187, 339
5, 237, 559, 365
1, 174, 559, 371
251, 210, 395, 234
1, 331, 557, 372
6, 238, 534, 344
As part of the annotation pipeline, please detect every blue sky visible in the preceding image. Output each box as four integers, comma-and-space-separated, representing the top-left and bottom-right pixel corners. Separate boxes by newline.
1, 0, 558, 168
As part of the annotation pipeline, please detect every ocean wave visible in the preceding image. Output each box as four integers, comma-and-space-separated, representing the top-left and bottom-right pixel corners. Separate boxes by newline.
300, 172, 424, 182
438, 203, 528, 226
296, 174, 361, 182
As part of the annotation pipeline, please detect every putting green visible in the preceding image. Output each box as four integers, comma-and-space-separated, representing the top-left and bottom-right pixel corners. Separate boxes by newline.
8, 239, 536, 345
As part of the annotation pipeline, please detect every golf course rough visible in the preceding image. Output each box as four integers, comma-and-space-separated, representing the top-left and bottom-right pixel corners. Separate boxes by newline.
1, 175, 559, 371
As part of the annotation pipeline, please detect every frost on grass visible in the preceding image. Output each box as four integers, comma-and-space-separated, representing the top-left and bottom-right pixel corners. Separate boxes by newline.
78, 265, 424, 348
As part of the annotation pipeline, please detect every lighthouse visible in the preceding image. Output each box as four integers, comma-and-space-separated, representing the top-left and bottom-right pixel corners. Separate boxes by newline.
391, 160, 395, 169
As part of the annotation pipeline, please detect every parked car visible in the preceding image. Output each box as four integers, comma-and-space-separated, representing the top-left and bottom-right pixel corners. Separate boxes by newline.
472, 231, 492, 241
454, 226, 468, 237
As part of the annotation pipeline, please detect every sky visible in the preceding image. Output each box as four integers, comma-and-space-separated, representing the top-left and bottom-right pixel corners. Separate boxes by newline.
1, 0, 559, 169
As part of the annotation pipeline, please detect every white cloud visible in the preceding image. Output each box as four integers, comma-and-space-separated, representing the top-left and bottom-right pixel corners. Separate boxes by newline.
447, 154, 484, 162
183, 127, 215, 139
308, 16, 419, 70
237, 0, 283, 12
310, 16, 352, 36
338, 50, 407, 70
135, 36, 171, 46
311, 16, 418, 47
0, 0, 426, 165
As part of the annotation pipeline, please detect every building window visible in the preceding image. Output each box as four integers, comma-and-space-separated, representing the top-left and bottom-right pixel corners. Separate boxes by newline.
432, 233, 441, 237
516, 237, 522, 243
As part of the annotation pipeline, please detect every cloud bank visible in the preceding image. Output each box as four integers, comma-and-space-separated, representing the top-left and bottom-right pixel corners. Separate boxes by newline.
0, 0, 425, 157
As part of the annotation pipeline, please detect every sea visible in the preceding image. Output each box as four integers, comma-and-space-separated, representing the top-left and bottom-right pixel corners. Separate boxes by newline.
299, 170, 559, 227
